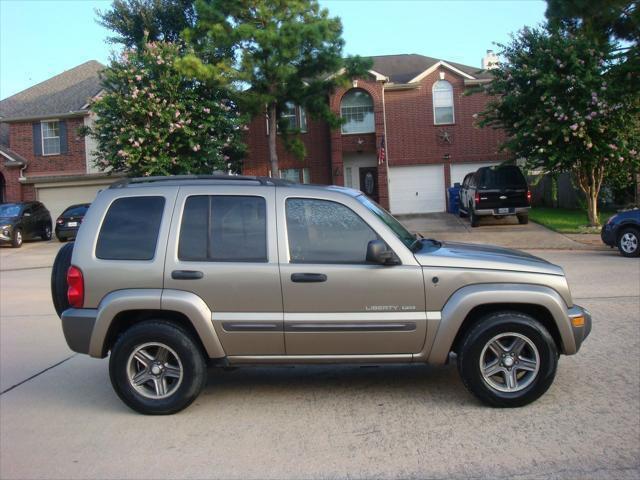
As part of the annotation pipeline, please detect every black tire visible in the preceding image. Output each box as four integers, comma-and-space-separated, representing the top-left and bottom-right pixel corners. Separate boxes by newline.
517, 214, 529, 225
109, 320, 207, 415
57, 235, 68, 242
470, 208, 479, 227
617, 227, 640, 258
458, 202, 468, 218
457, 311, 558, 408
41, 223, 52, 240
51, 242, 74, 318
11, 228, 23, 248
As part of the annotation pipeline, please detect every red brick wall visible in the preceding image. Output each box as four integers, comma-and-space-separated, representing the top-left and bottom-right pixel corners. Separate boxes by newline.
242, 114, 332, 185
9, 117, 87, 177
0, 166, 22, 202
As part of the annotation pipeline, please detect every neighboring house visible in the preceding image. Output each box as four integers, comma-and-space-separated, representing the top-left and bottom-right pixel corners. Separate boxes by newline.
243, 53, 511, 214
0, 60, 117, 220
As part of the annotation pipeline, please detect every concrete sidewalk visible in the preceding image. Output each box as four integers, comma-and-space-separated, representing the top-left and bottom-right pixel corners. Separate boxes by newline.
398, 213, 605, 250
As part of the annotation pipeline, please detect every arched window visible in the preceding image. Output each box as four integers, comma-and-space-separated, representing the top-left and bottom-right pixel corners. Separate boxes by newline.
340, 89, 374, 134
432, 80, 454, 125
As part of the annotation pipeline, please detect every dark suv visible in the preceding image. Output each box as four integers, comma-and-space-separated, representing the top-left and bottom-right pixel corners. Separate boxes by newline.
0, 201, 52, 247
601, 209, 640, 257
459, 165, 531, 227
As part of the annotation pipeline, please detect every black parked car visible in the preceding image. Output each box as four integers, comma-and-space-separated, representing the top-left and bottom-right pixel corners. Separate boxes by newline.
0, 201, 53, 248
55, 203, 90, 242
601, 209, 640, 257
459, 165, 531, 227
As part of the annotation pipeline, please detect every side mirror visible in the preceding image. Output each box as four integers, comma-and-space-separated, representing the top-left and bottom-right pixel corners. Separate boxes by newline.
366, 240, 399, 266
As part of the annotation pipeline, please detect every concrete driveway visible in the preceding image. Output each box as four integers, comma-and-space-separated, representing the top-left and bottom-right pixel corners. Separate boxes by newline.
399, 213, 602, 250
1, 242, 639, 479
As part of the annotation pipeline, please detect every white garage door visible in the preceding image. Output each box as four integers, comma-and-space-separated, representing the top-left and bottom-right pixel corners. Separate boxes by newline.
389, 164, 446, 214
450, 162, 500, 187
37, 182, 111, 221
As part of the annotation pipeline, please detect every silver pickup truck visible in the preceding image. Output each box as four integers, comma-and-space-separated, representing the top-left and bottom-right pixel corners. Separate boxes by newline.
51, 175, 591, 414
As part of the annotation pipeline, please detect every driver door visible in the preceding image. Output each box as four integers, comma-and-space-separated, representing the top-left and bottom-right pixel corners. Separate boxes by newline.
277, 192, 426, 355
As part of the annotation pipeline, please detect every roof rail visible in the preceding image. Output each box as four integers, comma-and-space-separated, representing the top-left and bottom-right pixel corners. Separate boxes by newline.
109, 174, 289, 189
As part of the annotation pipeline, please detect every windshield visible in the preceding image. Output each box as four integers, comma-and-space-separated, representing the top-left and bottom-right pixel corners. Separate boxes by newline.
356, 195, 416, 249
0, 204, 21, 217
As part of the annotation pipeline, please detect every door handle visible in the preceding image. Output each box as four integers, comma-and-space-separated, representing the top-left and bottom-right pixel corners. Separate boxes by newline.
291, 273, 327, 283
171, 270, 204, 280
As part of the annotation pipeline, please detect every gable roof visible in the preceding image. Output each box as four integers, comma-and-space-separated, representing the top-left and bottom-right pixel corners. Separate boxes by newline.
369, 54, 493, 84
0, 60, 104, 122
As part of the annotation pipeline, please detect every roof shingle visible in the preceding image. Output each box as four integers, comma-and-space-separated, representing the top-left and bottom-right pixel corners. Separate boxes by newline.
370, 54, 492, 84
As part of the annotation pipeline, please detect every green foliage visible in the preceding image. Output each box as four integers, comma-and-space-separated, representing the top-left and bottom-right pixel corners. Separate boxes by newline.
180, 0, 371, 173
529, 207, 615, 233
476, 26, 640, 224
97, 0, 196, 48
84, 41, 246, 177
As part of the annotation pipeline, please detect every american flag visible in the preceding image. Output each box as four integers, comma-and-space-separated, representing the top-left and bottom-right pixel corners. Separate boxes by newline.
378, 135, 386, 165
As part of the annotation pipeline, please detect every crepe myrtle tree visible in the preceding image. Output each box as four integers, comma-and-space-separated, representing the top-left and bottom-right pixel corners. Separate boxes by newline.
476, 26, 640, 226
84, 41, 246, 177
178, 0, 372, 178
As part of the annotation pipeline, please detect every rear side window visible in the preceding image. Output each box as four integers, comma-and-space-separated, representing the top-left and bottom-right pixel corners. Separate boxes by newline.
96, 196, 165, 260
63, 205, 89, 217
178, 195, 267, 262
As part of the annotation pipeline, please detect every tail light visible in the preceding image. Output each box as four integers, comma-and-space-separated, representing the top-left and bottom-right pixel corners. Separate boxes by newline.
67, 266, 84, 308
527, 190, 532, 203
475, 192, 480, 205
56, 218, 64, 225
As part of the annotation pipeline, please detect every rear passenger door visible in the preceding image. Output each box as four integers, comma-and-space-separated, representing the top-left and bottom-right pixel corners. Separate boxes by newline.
164, 185, 284, 356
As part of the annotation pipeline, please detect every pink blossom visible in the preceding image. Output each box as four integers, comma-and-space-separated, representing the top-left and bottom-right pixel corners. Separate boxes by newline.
203, 107, 211, 114
175, 111, 181, 118
193, 144, 201, 152
223, 155, 230, 161
608, 144, 618, 150
133, 141, 140, 147
135, 75, 142, 81
569, 124, 579, 131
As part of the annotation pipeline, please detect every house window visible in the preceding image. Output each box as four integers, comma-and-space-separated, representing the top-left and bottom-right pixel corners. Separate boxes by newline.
41, 121, 61, 155
341, 89, 374, 134
266, 103, 308, 134
433, 80, 454, 125
280, 168, 310, 184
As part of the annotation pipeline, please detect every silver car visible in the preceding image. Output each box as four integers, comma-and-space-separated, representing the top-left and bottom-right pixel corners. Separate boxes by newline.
52, 176, 591, 414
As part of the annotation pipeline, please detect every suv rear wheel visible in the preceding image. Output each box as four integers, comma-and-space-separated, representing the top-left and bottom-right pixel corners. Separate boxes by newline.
469, 207, 479, 228
457, 311, 558, 407
109, 320, 207, 415
517, 214, 529, 225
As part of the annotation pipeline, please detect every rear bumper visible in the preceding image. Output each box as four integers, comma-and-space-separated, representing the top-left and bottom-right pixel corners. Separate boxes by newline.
568, 304, 592, 353
55, 226, 79, 238
475, 206, 530, 217
61, 308, 98, 354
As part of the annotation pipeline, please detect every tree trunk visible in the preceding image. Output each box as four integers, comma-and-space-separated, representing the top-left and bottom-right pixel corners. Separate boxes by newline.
574, 166, 604, 228
267, 103, 279, 178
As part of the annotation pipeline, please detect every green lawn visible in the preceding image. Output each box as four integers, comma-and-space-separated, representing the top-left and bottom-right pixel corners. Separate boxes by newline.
529, 207, 616, 233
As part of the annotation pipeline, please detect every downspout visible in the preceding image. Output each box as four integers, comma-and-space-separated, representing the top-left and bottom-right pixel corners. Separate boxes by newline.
381, 81, 390, 208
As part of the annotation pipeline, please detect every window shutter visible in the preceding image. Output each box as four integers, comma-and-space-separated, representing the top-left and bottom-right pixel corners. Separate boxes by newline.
59, 120, 68, 154
32, 122, 42, 156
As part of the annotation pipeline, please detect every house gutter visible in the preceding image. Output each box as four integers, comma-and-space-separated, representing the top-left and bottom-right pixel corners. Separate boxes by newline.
1, 110, 89, 123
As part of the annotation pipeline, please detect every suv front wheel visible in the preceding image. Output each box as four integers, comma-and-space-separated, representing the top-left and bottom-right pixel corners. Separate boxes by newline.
457, 311, 558, 407
109, 320, 207, 415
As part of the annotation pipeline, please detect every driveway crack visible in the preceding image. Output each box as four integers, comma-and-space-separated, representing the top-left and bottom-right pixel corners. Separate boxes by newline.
1, 354, 77, 395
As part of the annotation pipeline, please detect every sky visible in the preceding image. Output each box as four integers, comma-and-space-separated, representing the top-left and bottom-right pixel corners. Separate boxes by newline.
0, 0, 547, 100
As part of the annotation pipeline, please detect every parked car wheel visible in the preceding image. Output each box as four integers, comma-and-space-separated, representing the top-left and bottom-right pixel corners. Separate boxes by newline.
41, 224, 52, 241
457, 311, 558, 407
617, 227, 639, 257
469, 208, 479, 228
51, 242, 74, 317
517, 214, 529, 225
11, 228, 23, 248
109, 320, 207, 415
458, 203, 468, 218
57, 235, 68, 242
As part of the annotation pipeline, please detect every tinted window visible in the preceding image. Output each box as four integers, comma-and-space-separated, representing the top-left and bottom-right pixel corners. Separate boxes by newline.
96, 196, 165, 260
62, 205, 89, 217
286, 198, 378, 263
478, 166, 527, 189
179, 196, 267, 262
0, 204, 21, 217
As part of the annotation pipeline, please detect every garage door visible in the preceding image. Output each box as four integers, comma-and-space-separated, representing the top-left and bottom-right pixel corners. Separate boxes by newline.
450, 162, 500, 187
388, 164, 446, 214
37, 182, 111, 221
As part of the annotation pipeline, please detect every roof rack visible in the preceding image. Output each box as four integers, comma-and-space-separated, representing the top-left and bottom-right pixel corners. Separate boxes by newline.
109, 174, 290, 189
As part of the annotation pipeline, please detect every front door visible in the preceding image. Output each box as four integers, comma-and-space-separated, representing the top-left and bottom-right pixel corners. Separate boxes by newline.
277, 192, 426, 355
359, 167, 378, 203
164, 185, 284, 355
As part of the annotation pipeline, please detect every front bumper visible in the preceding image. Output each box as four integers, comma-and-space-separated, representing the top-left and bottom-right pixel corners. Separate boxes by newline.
475, 206, 530, 217
568, 304, 592, 352
61, 308, 98, 354
600, 224, 616, 247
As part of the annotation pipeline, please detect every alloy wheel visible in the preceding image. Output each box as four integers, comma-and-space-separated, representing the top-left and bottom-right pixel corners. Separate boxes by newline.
620, 232, 638, 254
479, 332, 540, 393
126, 342, 183, 399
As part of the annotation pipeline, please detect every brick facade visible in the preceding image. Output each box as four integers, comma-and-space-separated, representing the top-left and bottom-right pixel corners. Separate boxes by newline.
242, 66, 510, 211
1, 116, 87, 202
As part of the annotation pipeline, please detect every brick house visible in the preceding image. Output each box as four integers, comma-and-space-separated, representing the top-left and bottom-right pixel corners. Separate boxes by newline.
243, 53, 510, 213
0, 60, 117, 220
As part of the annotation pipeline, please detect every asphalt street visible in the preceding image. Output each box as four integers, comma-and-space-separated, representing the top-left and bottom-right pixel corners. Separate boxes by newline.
0, 243, 638, 479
